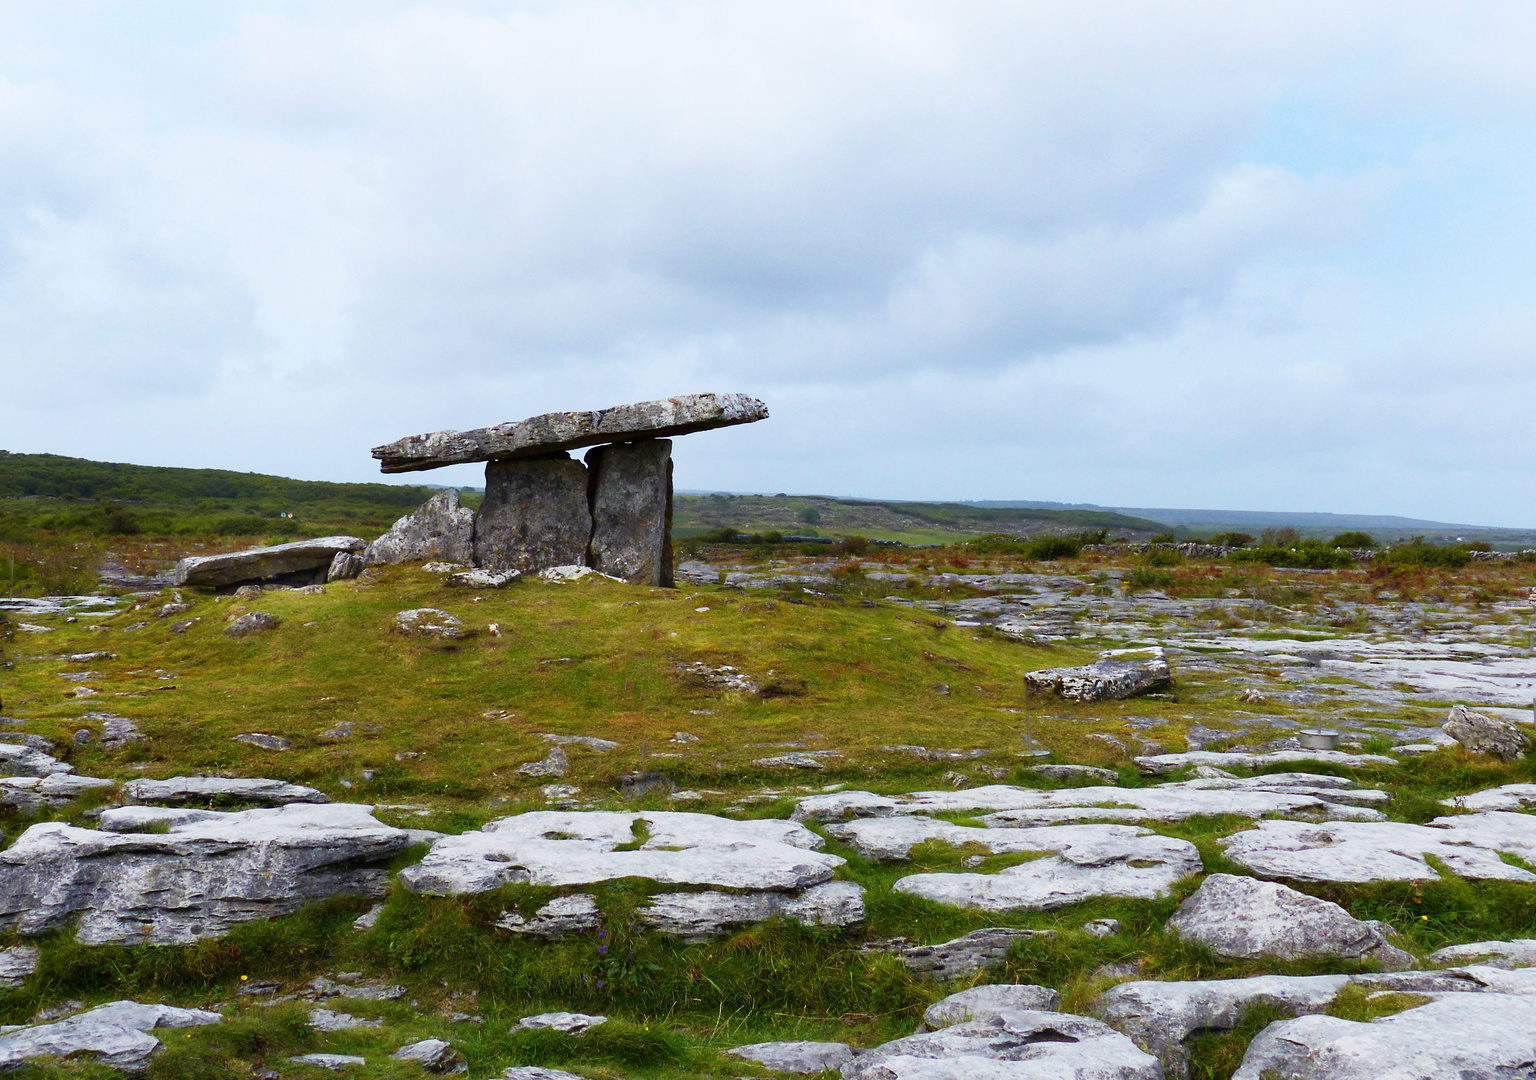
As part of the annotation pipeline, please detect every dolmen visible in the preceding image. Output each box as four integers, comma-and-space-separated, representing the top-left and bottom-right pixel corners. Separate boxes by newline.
366, 392, 767, 586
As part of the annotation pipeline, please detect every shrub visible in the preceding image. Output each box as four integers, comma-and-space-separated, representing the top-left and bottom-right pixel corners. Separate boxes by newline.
1142, 548, 1184, 568
1126, 567, 1173, 589
963, 531, 1103, 560
1379, 539, 1471, 569
1260, 526, 1299, 547
1148, 532, 1177, 543
1230, 539, 1353, 570
1331, 531, 1376, 549
832, 536, 869, 555
1209, 532, 1254, 547
797, 506, 823, 525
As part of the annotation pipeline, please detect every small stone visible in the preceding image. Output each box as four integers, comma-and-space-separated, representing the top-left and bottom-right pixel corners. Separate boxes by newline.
72, 729, 92, 746
890, 927, 1053, 980
619, 771, 674, 797
233, 734, 290, 752
515, 747, 568, 778
224, 612, 279, 638
1084, 918, 1123, 937
308, 1008, 382, 1032
922, 983, 1062, 1029
170, 619, 197, 633
448, 568, 520, 589
394, 608, 468, 639
672, 731, 699, 743
392, 1038, 466, 1073
353, 904, 385, 931
1028, 763, 1119, 782
725, 1041, 853, 1074
513, 1011, 606, 1035
0, 946, 39, 988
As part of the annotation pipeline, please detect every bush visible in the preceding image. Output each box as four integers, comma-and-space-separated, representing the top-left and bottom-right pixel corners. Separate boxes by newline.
1148, 532, 1177, 543
1126, 567, 1173, 589
1260, 526, 1300, 546
1142, 548, 1184, 568
1379, 539, 1471, 569
1331, 531, 1376, 549
964, 530, 1105, 560
1209, 532, 1253, 547
797, 506, 823, 525
832, 536, 869, 555
1230, 539, 1353, 570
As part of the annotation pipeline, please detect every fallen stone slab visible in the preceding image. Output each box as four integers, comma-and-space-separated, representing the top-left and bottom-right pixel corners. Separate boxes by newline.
0, 1000, 220, 1073
0, 773, 114, 812
923, 984, 1063, 1030
1095, 973, 1352, 1080
395, 608, 469, 639
1443, 703, 1529, 761
728, 1041, 854, 1074
392, 1037, 466, 1073
1230, 991, 1536, 1080
1135, 749, 1396, 774
363, 490, 476, 567
1027, 764, 1118, 782
1430, 939, 1536, 967
1166, 874, 1412, 969
291, 1054, 368, 1070
1024, 649, 1171, 702
174, 537, 365, 588
372, 393, 768, 473
473, 456, 593, 572
1221, 811, 1536, 883
398, 810, 841, 895
0, 803, 411, 944
1443, 782, 1536, 811
122, 776, 328, 806
539, 733, 619, 751
842, 1009, 1163, 1079
0, 946, 38, 989
515, 1011, 606, 1034
586, 439, 674, 586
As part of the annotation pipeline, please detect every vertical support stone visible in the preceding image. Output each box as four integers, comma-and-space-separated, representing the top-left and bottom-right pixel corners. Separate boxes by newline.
585, 439, 673, 586
473, 454, 592, 572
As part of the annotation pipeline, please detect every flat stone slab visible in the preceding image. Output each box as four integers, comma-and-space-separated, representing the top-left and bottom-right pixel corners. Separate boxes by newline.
1431, 938, 1536, 967
392, 1038, 464, 1071
727, 1041, 854, 1074
0, 773, 114, 812
923, 984, 1062, 1030
122, 776, 328, 806
174, 537, 365, 587
1166, 873, 1412, 968
1221, 811, 1536, 883
0, 742, 75, 778
0, 1000, 220, 1073
1135, 749, 1397, 773
1443, 782, 1536, 811
1231, 992, 1536, 1079
842, 1009, 1163, 1079
1024, 649, 1172, 702
291, 1054, 368, 1069
398, 810, 841, 895
372, 392, 768, 472
0, 803, 411, 944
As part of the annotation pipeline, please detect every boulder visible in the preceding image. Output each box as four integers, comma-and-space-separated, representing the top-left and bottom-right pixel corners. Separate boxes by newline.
0, 742, 75, 777
0, 803, 411, 944
888, 928, 1053, 981
1095, 974, 1352, 1079
372, 392, 768, 473
1166, 874, 1412, 969
727, 1041, 854, 1074
1024, 649, 1171, 702
395, 608, 468, 639
585, 439, 673, 586
173, 537, 365, 588
392, 1038, 466, 1073
225, 612, 279, 638
121, 776, 327, 806
328, 550, 363, 580
1443, 703, 1529, 761
361, 490, 476, 567
1230, 992, 1536, 1079
0, 1000, 220, 1073
840, 1010, 1162, 1079
923, 984, 1063, 1030
473, 456, 593, 572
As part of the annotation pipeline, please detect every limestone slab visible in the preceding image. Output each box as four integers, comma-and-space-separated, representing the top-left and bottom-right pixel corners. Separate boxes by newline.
1135, 749, 1396, 774
923, 985, 1063, 1030
1430, 938, 1536, 967
174, 537, 365, 588
885, 928, 1053, 981
362, 490, 476, 567
473, 456, 592, 572
372, 392, 767, 473
0, 1000, 220, 1073
1024, 650, 1171, 702
1441, 782, 1536, 812
121, 776, 328, 806
585, 439, 673, 586
639, 880, 866, 940
0, 946, 38, 989
728, 1041, 854, 1074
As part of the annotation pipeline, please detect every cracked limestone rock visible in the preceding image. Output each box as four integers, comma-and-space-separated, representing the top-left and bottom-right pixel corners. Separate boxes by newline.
1443, 703, 1530, 761
0, 803, 411, 945
395, 608, 468, 639
447, 568, 520, 589
727, 1041, 854, 1074
923, 985, 1063, 1030
122, 776, 327, 806
1135, 749, 1396, 773
1430, 939, 1536, 967
0, 1001, 220, 1073
225, 612, 280, 638
0, 773, 114, 813
362, 490, 476, 567
515, 1012, 606, 1035
1167, 874, 1412, 969
174, 536, 365, 588
638, 880, 865, 940
515, 747, 568, 778
1023, 649, 1171, 702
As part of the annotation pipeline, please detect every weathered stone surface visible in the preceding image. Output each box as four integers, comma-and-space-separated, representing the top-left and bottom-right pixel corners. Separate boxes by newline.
586, 439, 673, 586
515, 1012, 606, 1034
473, 456, 592, 572
395, 608, 468, 639
727, 1041, 853, 1073
0, 946, 39, 989
447, 568, 520, 589
121, 776, 327, 806
1430, 938, 1536, 967
309, 1007, 381, 1031
923, 985, 1063, 1030
1443, 703, 1529, 761
174, 537, 365, 588
639, 880, 866, 940
362, 489, 476, 568
1095, 974, 1351, 1080
841, 1010, 1163, 1080
398, 810, 840, 895
373, 393, 768, 473
291, 1054, 367, 1069
0, 742, 75, 777
1135, 749, 1396, 774
327, 550, 364, 581
515, 747, 568, 777
1027, 764, 1119, 782
392, 1037, 466, 1073
1166, 874, 1412, 969
500, 1070, 588, 1080
0, 1000, 220, 1073
1230, 992, 1536, 1079
1444, 782, 1536, 811
496, 894, 601, 937
233, 733, 289, 751
0, 803, 411, 944
1221, 811, 1536, 883
225, 612, 279, 638
0, 773, 114, 812
888, 928, 1053, 980
1024, 649, 1171, 702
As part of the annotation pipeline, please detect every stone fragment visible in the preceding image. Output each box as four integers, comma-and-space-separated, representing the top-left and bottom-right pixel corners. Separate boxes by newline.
1443, 703, 1529, 761
473, 456, 592, 572
122, 776, 327, 806
362, 490, 476, 567
395, 608, 468, 639
327, 550, 364, 580
1431, 939, 1536, 967
842, 1010, 1162, 1080
496, 894, 601, 937
619, 771, 675, 797
639, 880, 866, 940
726, 1041, 854, 1074
1028, 764, 1119, 782
234, 733, 290, 751
0, 946, 38, 988
1443, 783, 1536, 811
754, 752, 833, 769
515, 747, 568, 777
514, 1012, 606, 1034
0, 1000, 221, 1073
585, 439, 673, 586
888, 928, 1054, 981
353, 904, 385, 931
174, 537, 365, 588
0, 742, 74, 777
1095, 973, 1352, 1080
309, 1008, 382, 1032
373, 392, 768, 472
1024, 649, 1172, 702
392, 1038, 466, 1073
399, 810, 839, 895
290, 1054, 367, 1069
0, 774, 114, 813
0, 803, 411, 944
225, 612, 280, 638
1083, 918, 1122, 937
540, 733, 619, 751
923, 984, 1063, 1030
1230, 992, 1536, 1079
447, 568, 520, 588
1166, 874, 1412, 969
500, 1071, 588, 1080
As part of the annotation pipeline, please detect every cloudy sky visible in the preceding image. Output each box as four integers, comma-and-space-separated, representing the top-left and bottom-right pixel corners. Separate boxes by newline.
3, 3, 1534, 523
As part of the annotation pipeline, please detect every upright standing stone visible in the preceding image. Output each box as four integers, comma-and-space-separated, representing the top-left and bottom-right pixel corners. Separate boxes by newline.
473, 456, 591, 572
586, 440, 672, 586
362, 489, 475, 567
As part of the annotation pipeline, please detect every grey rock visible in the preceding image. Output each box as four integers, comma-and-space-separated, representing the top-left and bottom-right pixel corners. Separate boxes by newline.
290, 1054, 367, 1069
0, 1000, 220, 1073
639, 880, 866, 940
1095, 973, 1352, 1079
754, 752, 832, 769
923, 984, 1063, 1030
158, 602, 190, 618
1444, 703, 1529, 761
1028, 764, 1119, 782
841, 1009, 1162, 1079
174, 537, 365, 588
373, 392, 768, 473
327, 551, 364, 581
225, 612, 280, 638
1431, 938, 1536, 966
395, 608, 468, 639
1443, 783, 1536, 811
447, 568, 520, 589
496, 894, 601, 937
619, 771, 675, 797
1024, 649, 1172, 702
473, 456, 592, 573
0, 803, 411, 944
73, 728, 92, 746
362, 490, 476, 567
515, 747, 568, 777
392, 1038, 466, 1073
1230, 991, 1536, 1079
0, 742, 75, 778
893, 927, 1053, 980
1135, 749, 1396, 774
353, 904, 385, 931
1083, 918, 1122, 938
0, 946, 39, 989
0, 773, 114, 813
514, 1011, 606, 1034
727, 1041, 853, 1074
501, 1070, 588, 1080
585, 439, 673, 586
122, 776, 326, 806
234, 733, 290, 751
309, 1008, 382, 1032
540, 733, 619, 751
1167, 873, 1412, 968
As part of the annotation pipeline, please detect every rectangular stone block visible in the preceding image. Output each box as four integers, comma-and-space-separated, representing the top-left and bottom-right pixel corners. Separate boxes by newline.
472, 455, 592, 572
586, 440, 673, 586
